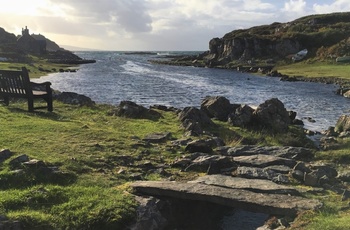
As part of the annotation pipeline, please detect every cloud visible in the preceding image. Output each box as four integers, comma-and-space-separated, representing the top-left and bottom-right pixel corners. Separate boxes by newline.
1, 0, 347, 51
47, 0, 152, 33
282, 0, 307, 14
313, 0, 350, 13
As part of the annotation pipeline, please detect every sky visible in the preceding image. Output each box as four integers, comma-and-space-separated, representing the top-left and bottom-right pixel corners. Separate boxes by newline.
0, 0, 349, 51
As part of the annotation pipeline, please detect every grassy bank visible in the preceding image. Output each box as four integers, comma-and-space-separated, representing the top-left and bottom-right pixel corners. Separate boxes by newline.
0, 99, 349, 229
0, 58, 76, 78
275, 61, 350, 81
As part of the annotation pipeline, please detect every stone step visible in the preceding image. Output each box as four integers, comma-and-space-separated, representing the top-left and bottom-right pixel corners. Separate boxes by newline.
190, 175, 299, 195
131, 180, 322, 216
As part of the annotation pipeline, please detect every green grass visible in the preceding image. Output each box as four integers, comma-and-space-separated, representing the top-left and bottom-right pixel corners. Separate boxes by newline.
275, 61, 350, 80
0, 99, 348, 229
0, 58, 75, 78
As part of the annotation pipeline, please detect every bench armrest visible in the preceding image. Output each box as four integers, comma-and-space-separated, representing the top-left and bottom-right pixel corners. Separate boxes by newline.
30, 81, 52, 92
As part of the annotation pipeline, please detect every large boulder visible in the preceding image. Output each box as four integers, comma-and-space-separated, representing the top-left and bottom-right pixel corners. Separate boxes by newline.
53, 91, 95, 107
111, 101, 160, 119
178, 107, 213, 126
228, 104, 254, 127
201, 96, 237, 121
201, 96, 232, 121
335, 115, 350, 133
252, 98, 291, 132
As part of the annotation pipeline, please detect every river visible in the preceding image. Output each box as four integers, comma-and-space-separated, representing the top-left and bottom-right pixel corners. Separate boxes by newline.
34, 51, 350, 132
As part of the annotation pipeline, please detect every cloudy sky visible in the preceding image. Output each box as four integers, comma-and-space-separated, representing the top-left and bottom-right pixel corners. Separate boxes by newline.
0, 0, 349, 51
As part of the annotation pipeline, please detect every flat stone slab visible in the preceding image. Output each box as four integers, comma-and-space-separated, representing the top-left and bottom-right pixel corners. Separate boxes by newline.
131, 181, 322, 216
233, 154, 297, 168
227, 145, 314, 160
190, 175, 299, 195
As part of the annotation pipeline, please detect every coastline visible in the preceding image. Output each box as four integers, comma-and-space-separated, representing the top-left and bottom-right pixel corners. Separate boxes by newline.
149, 56, 350, 98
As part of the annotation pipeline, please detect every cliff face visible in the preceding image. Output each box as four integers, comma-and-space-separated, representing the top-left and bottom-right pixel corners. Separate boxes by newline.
205, 12, 350, 65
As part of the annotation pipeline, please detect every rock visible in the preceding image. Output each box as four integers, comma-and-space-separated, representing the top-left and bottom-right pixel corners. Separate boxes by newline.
185, 155, 236, 174
178, 107, 214, 136
0, 149, 13, 163
337, 171, 350, 182
227, 145, 314, 160
204, 137, 226, 149
304, 171, 320, 187
53, 91, 95, 106
129, 196, 168, 230
335, 115, 350, 133
228, 104, 254, 127
252, 98, 291, 132
191, 175, 299, 195
292, 170, 305, 182
111, 101, 161, 119
9, 154, 30, 167
181, 119, 203, 136
171, 157, 192, 168
130, 180, 321, 216
303, 165, 338, 187
200, 96, 237, 121
264, 165, 291, 174
22, 159, 46, 168
309, 163, 338, 179
178, 107, 214, 126
143, 132, 172, 143
235, 166, 278, 180
233, 154, 297, 168
323, 126, 338, 137
185, 139, 213, 153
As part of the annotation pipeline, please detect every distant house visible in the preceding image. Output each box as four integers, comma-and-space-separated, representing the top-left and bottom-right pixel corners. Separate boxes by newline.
17, 26, 46, 54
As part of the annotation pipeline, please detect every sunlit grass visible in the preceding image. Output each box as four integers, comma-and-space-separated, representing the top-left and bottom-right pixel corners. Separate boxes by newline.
276, 61, 350, 80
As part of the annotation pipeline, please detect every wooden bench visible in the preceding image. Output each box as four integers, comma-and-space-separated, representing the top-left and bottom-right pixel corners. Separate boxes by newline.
0, 67, 53, 111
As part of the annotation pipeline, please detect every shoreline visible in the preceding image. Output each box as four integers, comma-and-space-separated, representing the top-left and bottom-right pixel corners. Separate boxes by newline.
149, 58, 350, 97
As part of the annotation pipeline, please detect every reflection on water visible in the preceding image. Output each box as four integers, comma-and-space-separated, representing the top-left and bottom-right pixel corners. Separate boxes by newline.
34, 51, 350, 132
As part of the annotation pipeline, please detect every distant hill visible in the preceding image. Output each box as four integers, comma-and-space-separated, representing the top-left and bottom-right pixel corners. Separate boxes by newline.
204, 12, 350, 66
0, 27, 95, 64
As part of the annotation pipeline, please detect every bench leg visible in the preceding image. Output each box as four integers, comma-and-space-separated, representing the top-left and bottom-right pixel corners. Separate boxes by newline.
47, 98, 53, 112
28, 99, 34, 112
3, 96, 9, 105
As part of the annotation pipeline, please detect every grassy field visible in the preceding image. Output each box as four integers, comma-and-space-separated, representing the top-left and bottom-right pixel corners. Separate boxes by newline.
275, 61, 350, 80
0, 98, 349, 229
0, 58, 76, 78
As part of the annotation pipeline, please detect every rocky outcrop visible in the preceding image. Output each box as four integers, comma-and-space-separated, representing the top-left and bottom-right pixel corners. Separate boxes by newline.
201, 96, 292, 133
206, 36, 301, 66
201, 12, 350, 67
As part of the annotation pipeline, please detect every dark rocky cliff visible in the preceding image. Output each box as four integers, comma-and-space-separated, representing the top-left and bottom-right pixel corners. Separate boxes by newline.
204, 12, 350, 67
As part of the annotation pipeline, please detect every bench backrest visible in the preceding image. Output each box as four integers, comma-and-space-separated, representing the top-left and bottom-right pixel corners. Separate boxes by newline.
0, 67, 32, 97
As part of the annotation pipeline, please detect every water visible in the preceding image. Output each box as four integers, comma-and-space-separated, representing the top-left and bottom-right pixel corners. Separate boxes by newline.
35, 51, 350, 132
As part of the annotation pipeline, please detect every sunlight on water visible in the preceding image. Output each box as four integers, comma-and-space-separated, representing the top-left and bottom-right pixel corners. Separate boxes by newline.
34, 51, 350, 132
